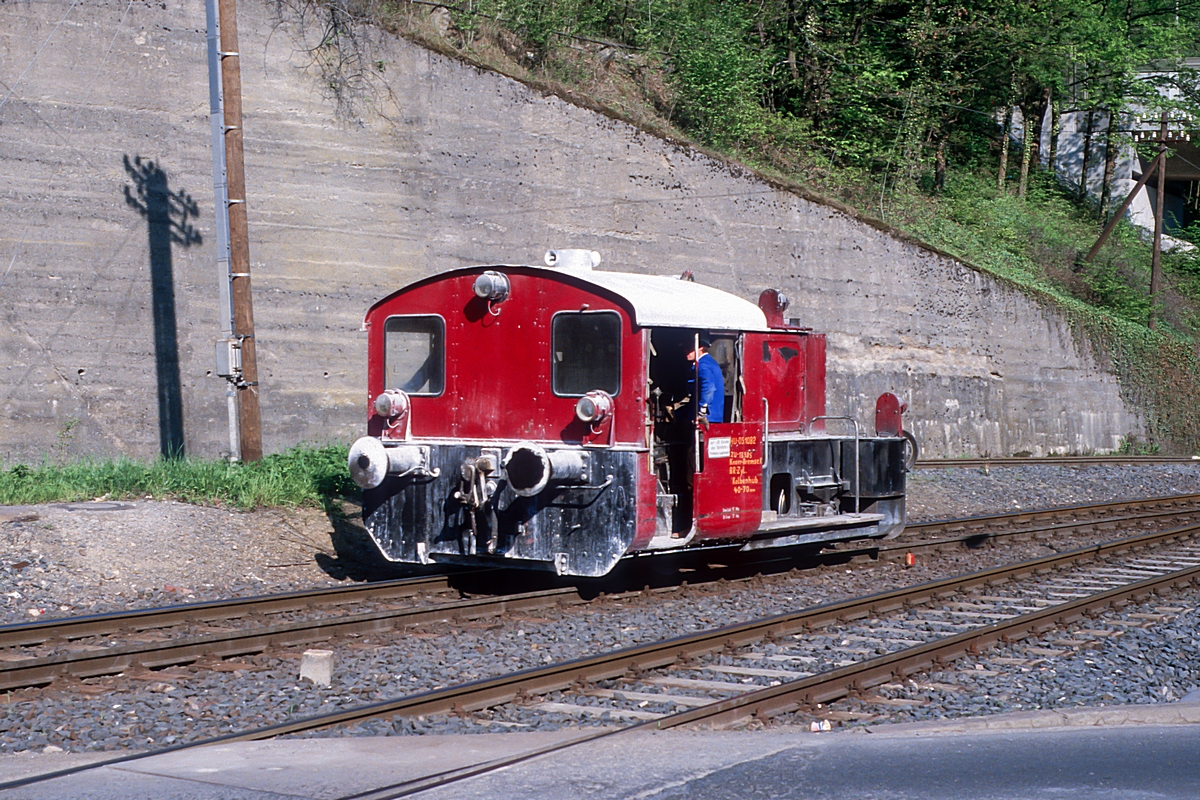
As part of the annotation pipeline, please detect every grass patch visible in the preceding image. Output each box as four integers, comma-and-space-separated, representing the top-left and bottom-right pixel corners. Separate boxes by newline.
863, 171, 1200, 452
884, 171, 1200, 333
0, 445, 355, 510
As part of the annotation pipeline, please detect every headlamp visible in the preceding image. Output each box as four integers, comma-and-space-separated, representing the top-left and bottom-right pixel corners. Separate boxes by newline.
575, 390, 614, 424
473, 271, 510, 302
373, 389, 411, 419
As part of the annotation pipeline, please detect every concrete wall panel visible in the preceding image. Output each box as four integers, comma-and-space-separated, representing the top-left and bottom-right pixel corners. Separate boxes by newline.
0, 0, 1140, 462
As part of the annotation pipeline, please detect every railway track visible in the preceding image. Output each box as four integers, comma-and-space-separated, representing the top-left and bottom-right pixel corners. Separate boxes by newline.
202, 519, 1200, 739
874, 492, 1200, 557
5, 510, 1200, 796
2, 493, 1199, 694
916, 454, 1199, 469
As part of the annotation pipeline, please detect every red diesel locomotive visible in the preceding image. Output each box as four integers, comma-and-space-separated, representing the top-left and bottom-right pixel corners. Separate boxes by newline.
349, 250, 910, 577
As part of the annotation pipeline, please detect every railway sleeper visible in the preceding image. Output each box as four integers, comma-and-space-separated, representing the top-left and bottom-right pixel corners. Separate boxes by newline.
19, 512, 1200, 750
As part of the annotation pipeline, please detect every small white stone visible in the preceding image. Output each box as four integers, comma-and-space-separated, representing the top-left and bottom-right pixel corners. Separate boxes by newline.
42, 745, 63, 753
300, 649, 334, 687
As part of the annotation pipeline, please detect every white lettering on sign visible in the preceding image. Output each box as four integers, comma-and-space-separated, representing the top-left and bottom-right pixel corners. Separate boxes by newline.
707, 436, 731, 459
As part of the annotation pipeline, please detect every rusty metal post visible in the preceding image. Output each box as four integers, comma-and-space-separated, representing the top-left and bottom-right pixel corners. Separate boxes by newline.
218, 0, 263, 460
1149, 111, 1167, 331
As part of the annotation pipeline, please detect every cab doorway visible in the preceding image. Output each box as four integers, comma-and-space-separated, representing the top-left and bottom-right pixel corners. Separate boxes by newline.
648, 329, 742, 535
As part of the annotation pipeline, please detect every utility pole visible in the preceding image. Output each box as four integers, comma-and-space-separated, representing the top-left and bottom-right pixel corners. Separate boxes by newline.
206, 0, 263, 461
1081, 152, 1161, 264
1149, 111, 1167, 331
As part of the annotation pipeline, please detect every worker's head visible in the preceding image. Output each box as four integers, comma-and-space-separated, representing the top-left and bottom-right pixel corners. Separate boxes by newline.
687, 338, 712, 362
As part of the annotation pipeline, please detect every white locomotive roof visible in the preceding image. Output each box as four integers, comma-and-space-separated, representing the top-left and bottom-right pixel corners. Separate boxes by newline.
533, 266, 770, 331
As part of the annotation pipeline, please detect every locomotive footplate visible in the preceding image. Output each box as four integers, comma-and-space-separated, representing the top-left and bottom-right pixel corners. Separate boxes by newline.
362, 443, 643, 577
739, 510, 886, 551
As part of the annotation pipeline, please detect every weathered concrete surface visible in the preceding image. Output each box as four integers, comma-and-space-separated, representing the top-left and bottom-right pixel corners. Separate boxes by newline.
5, 707, 1200, 799
0, 0, 1140, 461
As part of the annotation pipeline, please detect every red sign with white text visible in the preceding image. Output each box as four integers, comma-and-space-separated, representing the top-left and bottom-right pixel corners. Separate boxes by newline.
693, 422, 764, 539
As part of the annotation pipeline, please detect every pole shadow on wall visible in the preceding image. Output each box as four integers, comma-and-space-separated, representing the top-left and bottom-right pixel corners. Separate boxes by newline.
123, 155, 202, 459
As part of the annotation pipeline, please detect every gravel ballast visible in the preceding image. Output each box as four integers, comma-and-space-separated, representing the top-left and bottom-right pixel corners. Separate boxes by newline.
3, 463, 1200, 624
0, 463, 1199, 755
0, 501, 377, 624
904, 463, 1200, 520
794, 589, 1200, 732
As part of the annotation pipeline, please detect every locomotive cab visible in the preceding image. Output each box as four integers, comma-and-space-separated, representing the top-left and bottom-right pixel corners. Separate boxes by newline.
349, 251, 909, 577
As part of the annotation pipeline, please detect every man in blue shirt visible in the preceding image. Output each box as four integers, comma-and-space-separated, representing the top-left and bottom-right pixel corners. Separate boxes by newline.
688, 339, 725, 424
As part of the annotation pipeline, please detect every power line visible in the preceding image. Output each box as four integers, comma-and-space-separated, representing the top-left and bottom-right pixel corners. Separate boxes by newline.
0, 1, 80, 116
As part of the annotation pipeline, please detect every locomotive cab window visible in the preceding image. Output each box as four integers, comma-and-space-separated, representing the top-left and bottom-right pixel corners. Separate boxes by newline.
552, 311, 621, 396
384, 315, 445, 395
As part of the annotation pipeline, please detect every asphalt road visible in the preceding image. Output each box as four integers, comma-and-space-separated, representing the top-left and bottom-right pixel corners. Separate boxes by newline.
4, 713, 1200, 799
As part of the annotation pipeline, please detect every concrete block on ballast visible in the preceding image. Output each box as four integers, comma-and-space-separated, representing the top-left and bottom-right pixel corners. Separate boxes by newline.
300, 649, 334, 687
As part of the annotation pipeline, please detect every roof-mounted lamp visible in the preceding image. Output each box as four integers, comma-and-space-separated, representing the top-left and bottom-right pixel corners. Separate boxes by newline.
473, 271, 510, 316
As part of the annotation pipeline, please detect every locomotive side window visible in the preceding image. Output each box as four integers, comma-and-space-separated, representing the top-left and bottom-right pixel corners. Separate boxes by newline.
384, 315, 445, 395
551, 311, 621, 396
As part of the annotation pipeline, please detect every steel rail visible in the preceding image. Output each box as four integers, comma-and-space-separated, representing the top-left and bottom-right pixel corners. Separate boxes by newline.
331, 529, 1200, 800
916, 455, 1199, 469
3, 493, 1200, 692
4, 520, 1199, 796
0, 586, 583, 692
804, 494, 1200, 565
342, 528, 1197, 800
658, 558, 1200, 728
904, 492, 1200, 537
203, 519, 1200, 740
3, 492, 1194, 650
0, 573, 458, 648
873, 499, 1200, 558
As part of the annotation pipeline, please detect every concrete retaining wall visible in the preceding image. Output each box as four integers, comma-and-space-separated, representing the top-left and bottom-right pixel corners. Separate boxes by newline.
0, 0, 1141, 462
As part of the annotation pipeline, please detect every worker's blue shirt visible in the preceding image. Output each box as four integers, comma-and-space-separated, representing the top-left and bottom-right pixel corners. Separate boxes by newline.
695, 353, 725, 423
